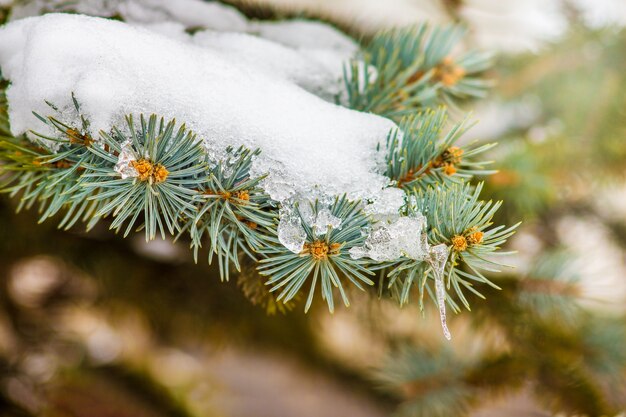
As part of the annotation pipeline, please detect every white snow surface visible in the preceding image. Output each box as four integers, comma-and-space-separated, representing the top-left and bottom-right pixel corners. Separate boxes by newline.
10, 0, 250, 32
0, 14, 396, 204
121, 0, 249, 31
248, 19, 358, 54
10, 0, 357, 101
191, 31, 342, 100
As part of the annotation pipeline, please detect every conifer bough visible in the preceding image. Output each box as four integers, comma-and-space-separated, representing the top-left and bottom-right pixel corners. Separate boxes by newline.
0, 8, 516, 339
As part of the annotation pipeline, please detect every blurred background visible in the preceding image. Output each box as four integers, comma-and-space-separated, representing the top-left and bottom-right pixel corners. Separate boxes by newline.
0, 0, 625, 416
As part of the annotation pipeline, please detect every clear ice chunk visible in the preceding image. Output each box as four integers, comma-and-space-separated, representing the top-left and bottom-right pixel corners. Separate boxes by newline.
349, 213, 428, 262
114, 140, 138, 179
310, 208, 342, 236
363, 187, 406, 218
277, 209, 307, 254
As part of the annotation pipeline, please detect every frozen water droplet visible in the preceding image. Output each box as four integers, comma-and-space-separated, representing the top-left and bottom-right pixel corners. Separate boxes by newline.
364, 187, 405, 218
349, 213, 428, 262
348, 246, 368, 259
401, 214, 428, 260
277, 208, 307, 253
114, 140, 138, 179
349, 226, 392, 261
310, 208, 342, 236
297, 203, 316, 226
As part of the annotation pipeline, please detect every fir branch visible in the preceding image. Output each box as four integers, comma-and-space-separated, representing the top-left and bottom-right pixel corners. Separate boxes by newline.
0, 92, 514, 320
81, 114, 207, 240
384, 108, 496, 190
345, 24, 493, 119
0, 98, 104, 229
182, 146, 275, 281
0, 80, 11, 138
385, 182, 518, 312
258, 196, 374, 312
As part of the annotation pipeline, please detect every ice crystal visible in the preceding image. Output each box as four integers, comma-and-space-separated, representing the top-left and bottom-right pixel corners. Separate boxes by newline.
310, 208, 342, 236
277, 208, 307, 254
363, 187, 406, 219
114, 140, 138, 179
349, 213, 428, 262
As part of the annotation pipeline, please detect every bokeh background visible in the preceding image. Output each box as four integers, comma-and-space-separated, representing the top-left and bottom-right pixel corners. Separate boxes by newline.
1, 0, 625, 416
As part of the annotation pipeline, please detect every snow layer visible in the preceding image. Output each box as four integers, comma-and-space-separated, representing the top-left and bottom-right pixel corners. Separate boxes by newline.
246, 20, 358, 94
248, 19, 358, 54
10, 0, 250, 32
10, 0, 355, 101
121, 0, 249, 31
191, 31, 342, 100
0, 14, 395, 204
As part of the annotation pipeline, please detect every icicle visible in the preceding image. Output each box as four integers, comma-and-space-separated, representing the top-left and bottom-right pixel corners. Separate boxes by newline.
429, 243, 452, 340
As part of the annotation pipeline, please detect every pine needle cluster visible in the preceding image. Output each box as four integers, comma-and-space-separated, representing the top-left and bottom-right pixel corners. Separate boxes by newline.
0, 21, 514, 320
